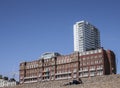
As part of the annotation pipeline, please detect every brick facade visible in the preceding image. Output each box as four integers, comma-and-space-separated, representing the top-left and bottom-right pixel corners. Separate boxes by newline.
19, 48, 116, 84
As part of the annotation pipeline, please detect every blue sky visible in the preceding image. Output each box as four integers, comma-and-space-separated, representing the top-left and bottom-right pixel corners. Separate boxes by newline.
0, 0, 120, 80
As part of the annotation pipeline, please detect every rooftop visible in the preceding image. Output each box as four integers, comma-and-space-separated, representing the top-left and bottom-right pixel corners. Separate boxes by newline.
40, 52, 61, 59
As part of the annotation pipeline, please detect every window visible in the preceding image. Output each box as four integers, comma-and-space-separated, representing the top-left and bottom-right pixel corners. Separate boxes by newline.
90, 51, 93, 54
82, 67, 88, 71
94, 56, 97, 58
80, 68, 82, 71
99, 60, 102, 63
87, 61, 89, 65
98, 49, 102, 53
94, 50, 98, 53
83, 61, 86, 65
86, 51, 89, 55
83, 58, 85, 61
97, 70, 103, 75
90, 71, 95, 76
83, 72, 88, 77
98, 55, 102, 58
95, 60, 98, 64
83, 52, 86, 55
90, 66, 95, 70
73, 69, 77, 72
91, 61, 94, 65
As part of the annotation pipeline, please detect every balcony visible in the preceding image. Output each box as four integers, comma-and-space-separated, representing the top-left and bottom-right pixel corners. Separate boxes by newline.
56, 72, 71, 75
24, 76, 38, 79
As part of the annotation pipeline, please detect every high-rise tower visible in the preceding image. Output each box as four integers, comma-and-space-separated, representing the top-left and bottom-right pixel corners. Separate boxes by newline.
73, 20, 101, 52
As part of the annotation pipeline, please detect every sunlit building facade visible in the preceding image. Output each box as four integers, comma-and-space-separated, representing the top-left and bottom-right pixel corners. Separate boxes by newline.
73, 20, 101, 52
19, 48, 116, 84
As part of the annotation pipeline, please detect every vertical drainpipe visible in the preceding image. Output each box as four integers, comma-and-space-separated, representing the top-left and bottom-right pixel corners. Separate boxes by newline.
101, 48, 105, 75
77, 52, 80, 81
23, 62, 26, 83
54, 57, 57, 80
42, 59, 44, 81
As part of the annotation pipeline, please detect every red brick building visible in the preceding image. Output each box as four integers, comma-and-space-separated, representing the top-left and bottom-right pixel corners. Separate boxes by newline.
19, 48, 116, 84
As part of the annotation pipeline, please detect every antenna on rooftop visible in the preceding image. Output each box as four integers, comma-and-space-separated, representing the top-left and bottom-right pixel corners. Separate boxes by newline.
9, 64, 19, 80
11, 72, 19, 79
